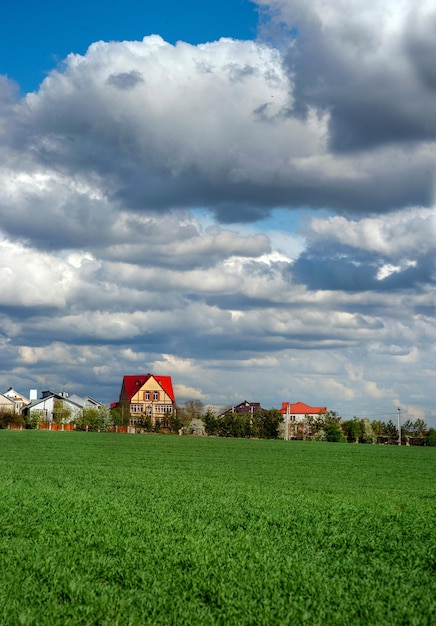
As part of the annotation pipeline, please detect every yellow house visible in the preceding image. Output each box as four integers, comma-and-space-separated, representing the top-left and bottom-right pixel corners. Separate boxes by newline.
117, 373, 176, 428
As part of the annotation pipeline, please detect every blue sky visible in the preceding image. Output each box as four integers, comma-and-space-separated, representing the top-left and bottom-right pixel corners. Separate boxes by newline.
0, 0, 435, 427
1, 0, 259, 94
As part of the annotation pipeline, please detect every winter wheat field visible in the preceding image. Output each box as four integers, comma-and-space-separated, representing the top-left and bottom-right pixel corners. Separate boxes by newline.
0, 431, 435, 625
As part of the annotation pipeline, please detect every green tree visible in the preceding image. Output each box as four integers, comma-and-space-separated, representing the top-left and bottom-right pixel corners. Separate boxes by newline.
311, 410, 345, 442
23, 411, 38, 430
52, 400, 72, 427
402, 419, 415, 445
260, 409, 283, 439
412, 419, 428, 445
384, 420, 398, 445
76, 407, 100, 431
426, 429, 436, 446
97, 405, 113, 432
303, 413, 318, 439
343, 419, 362, 443
361, 418, 376, 444
324, 423, 345, 442
111, 407, 130, 431
203, 409, 218, 436
168, 413, 182, 433
371, 420, 387, 443
0, 408, 15, 429
153, 418, 162, 433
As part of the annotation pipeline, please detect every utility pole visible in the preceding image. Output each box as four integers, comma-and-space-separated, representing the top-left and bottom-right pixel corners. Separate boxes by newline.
397, 407, 401, 446
285, 403, 290, 441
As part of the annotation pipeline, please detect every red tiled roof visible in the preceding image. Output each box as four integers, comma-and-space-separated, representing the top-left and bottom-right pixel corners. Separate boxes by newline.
280, 401, 327, 415
122, 374, 175, 403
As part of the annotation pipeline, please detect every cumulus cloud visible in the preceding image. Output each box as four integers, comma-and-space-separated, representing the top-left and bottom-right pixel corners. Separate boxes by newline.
0, 4, 435, 425
1, 25, 435, 241
292, 208, 436, 292
256, 0, 436, 150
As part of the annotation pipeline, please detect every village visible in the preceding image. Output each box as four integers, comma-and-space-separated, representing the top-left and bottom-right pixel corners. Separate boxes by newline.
0, 373, 433, 445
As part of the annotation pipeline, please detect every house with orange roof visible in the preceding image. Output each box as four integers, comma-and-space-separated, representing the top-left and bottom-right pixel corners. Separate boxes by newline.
117, 373, 176, 430
280, 401, 327, 440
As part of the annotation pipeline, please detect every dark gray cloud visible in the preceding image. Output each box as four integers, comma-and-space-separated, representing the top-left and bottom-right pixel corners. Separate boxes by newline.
258, 0, 436, 152
106, 70, 144, 90
291, 208, 436, 293
292, 252, 433, 292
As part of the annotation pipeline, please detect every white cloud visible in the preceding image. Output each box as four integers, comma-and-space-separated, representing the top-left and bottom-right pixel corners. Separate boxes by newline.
307, 208, 435, 259
0, 238, 75, 307
173, 384, 205, 401
0, 9, 435, 427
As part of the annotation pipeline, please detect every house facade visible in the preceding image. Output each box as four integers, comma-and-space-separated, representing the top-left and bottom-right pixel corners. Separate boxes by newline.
0, 393, 16, 414
22, 390, 100, 427
280, 401, 328, 440
117, 374, 176, 429
2, 388, 29, 413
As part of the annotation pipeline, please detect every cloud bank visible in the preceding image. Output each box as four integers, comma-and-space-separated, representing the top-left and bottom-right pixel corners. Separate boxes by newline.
0, 0, 435, 425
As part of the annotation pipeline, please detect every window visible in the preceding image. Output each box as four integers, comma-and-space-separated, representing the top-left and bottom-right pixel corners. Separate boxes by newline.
144, 391, 150, 401
156, 405, 172, 414
131, 403, 144, 414
153, 391, 159, 401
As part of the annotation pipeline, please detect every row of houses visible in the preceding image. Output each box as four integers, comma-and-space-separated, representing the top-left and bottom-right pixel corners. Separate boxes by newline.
223, 400, 328, 440
1, 374, 327, 439
0, 387, 102, 426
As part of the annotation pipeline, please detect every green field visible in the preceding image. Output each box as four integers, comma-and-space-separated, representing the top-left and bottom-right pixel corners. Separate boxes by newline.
0, 432, 435, 625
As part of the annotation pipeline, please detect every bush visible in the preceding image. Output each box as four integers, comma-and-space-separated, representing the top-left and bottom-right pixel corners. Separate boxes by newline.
427, 429, 436, 446
324, 423, 345, 442
0, 408, 14, 429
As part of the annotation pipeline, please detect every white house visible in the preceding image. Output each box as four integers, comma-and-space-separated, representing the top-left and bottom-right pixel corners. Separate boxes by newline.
1, 388, 30, 413
280, 401, 328, 440
22, 391, 85, 426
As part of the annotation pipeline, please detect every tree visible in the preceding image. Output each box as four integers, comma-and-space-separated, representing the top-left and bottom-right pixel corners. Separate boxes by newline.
426, 429, 436, 446
132, 414, 152, 432
76, 407, 100, 431
412, 419, 428, 444
402, 419, 414, 445
384, 420, 398, 445
96, 405, 113, 432
303, 413, 318, 439
153, 418, 162, 433
203, 408, 219, 436
188, 418, 207, 436
309, 410, 344, 442
168, 413, 182, 433
258, 409, 282, 439
361, 418, 376, 444
371, 420, 386, 444
52, 400, 72, 427
23, 411, 38, 430
343, 419, 362, 443
0, 407, 15, 429
324, 423, 345, 442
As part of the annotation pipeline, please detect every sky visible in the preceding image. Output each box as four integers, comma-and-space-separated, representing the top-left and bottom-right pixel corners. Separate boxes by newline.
0, 0, 435, 426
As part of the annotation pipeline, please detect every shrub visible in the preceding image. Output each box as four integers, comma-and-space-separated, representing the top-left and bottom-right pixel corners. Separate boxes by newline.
427, 429, 436, 446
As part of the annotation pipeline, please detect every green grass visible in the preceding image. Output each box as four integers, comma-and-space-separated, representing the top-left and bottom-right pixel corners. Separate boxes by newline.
0, 432, 435, 625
